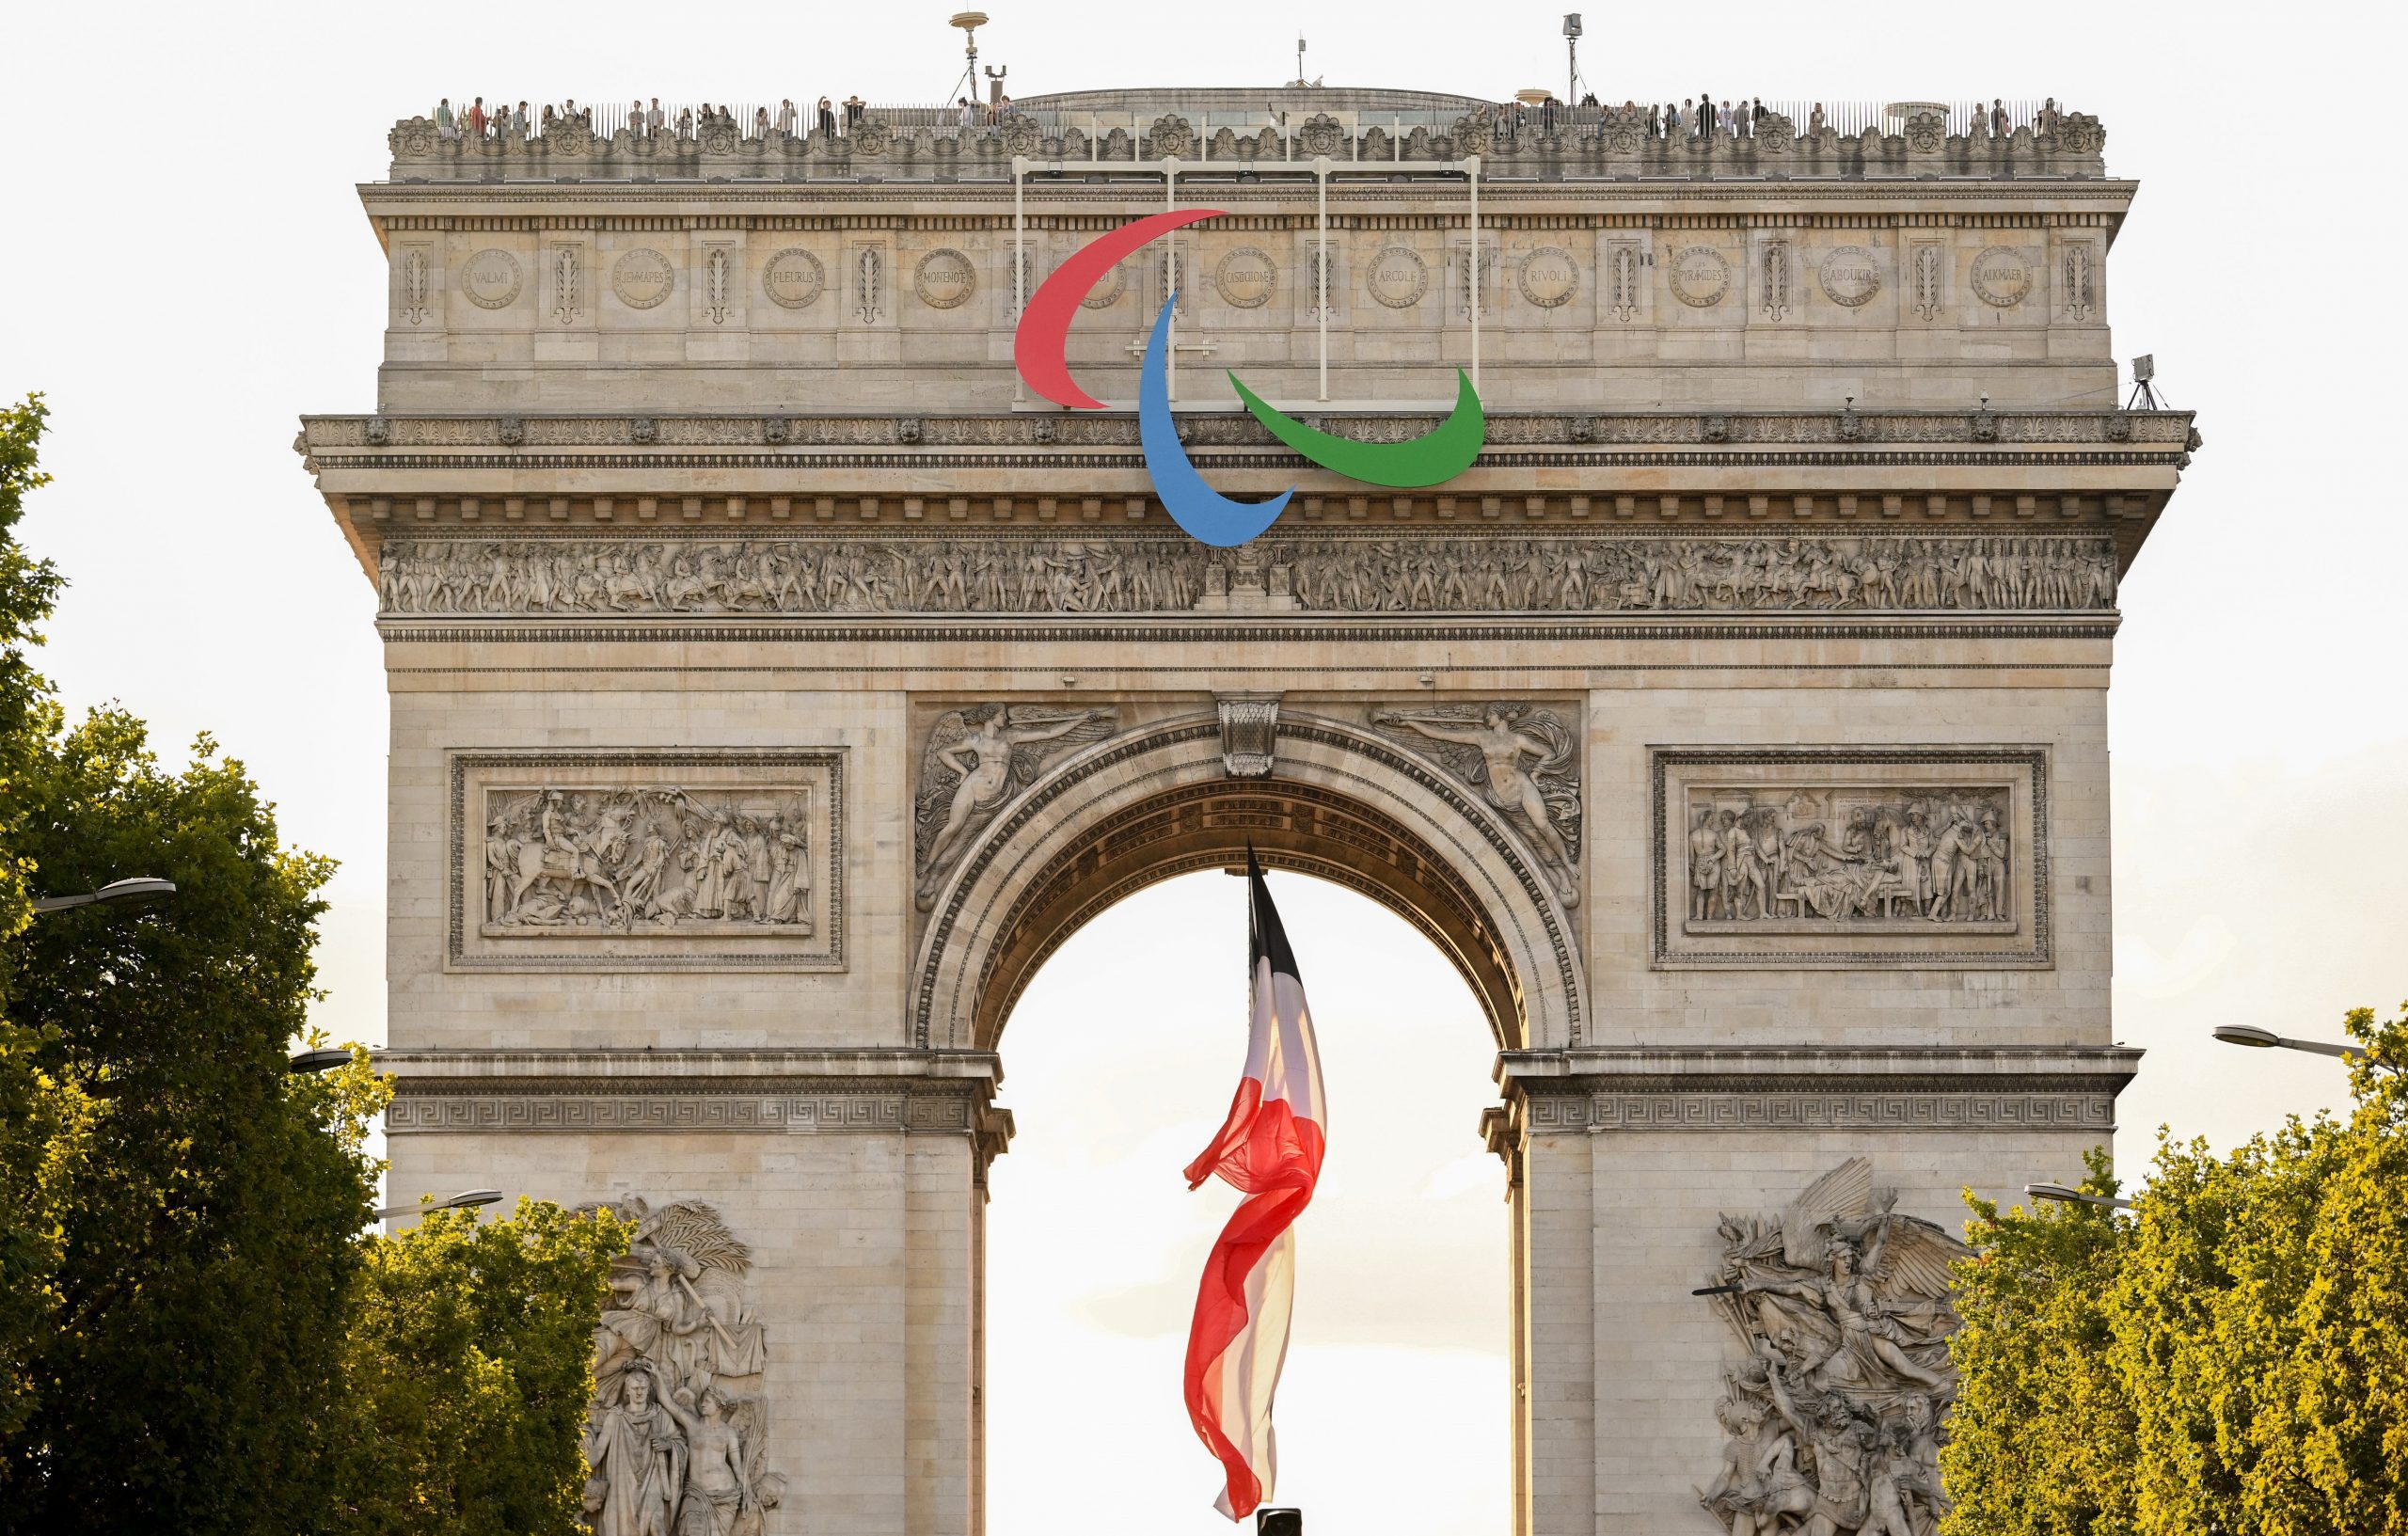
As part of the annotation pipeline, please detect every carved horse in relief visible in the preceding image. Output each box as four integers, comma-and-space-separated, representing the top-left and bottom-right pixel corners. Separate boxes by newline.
498, 796, 633, 926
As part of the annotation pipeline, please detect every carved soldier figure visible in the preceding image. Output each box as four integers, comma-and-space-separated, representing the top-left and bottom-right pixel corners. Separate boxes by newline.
1689, 807, 1727, 920
583, 1365, 684, 1536
1977, 809, 2010, 922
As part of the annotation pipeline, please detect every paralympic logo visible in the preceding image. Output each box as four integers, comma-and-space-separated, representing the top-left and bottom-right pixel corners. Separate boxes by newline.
1011, 210, 1485, 547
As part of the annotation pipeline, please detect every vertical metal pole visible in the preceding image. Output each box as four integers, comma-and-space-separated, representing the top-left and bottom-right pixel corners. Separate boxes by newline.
1164, 159, 1177, 403
1468, 154, 1481, 391
1316, 158, 1329, 403
1012, 157, 1026, 404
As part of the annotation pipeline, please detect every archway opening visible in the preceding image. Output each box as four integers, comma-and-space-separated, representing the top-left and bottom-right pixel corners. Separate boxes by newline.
983, 867, 1510, 1536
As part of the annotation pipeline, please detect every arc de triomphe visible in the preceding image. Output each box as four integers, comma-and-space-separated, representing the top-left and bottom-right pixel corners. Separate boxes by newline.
299, 89, 2191, 1534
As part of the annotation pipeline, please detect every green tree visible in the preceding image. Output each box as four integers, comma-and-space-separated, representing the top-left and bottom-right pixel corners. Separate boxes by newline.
0, 709, 383, 1534
1944, 1146, 2139, 1535
318, 1199, 628, 1536
1944, 1006, 2408, 1536
0, 394, 72, 1447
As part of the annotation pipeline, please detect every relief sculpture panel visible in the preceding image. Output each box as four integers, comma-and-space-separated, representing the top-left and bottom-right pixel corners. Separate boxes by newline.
584, 1197, 785, 1536
450, 751, 844, 972
376, 535, 2119, 620
1369, 703, 1581, 905
1652, 748, 2049, 969
912, 705, 1118, 909
1698, 1159, 1967, 1536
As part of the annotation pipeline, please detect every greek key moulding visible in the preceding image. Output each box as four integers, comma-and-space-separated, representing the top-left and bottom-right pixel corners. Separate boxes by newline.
450, 750, 845, 972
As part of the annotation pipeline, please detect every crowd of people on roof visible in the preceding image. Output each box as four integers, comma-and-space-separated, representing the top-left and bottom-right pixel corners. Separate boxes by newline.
431, 93, 1030, 142
1475, 94, 2071, 142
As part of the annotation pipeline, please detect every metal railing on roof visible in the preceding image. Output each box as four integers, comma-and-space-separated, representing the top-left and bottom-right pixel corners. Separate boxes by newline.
433, 96, 2071, 145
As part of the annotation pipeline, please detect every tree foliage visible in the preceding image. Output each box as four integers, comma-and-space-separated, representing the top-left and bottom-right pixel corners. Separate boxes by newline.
318, 1199, 628, 1536
0, 394, 72, 1444
0, 708, 384, 1533
0, 395, 629, 1531
1945, 1006, 2408, 1536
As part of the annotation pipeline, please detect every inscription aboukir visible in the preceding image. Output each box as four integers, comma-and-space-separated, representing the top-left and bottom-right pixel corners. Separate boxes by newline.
377, 535, 2120, 617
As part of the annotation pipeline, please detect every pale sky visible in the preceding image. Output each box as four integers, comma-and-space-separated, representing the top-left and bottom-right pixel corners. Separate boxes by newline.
6, 2, 2403, 1531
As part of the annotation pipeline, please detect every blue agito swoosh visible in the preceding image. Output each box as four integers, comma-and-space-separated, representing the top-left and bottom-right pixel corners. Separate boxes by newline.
1137, 293, 1292, 547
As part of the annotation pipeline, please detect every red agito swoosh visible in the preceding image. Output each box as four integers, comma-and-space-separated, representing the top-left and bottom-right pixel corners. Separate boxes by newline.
1012, 207, 1227, 409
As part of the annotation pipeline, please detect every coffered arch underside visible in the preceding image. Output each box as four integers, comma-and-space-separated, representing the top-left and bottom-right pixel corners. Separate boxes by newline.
911, 713, 1585, 1055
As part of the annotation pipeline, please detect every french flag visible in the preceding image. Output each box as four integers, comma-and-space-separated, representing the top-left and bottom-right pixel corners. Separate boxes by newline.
1181, 850, 1327, 1521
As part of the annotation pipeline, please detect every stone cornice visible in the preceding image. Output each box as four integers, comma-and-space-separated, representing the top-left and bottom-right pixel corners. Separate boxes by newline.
301, 409, 2195, 452
376, 1046, 1005, 1083
1497, 1043, 2143, 1090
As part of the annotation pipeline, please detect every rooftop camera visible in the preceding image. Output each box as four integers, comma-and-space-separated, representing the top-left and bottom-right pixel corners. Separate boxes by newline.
1562, 12, 1582, 36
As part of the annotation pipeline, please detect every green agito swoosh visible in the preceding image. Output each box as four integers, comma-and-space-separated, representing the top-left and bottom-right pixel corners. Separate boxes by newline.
1228, 370, 1485, 489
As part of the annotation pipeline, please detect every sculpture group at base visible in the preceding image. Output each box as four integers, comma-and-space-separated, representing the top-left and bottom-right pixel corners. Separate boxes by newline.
583, 1198, 785, 1536
1700, 1159, 1970, 1536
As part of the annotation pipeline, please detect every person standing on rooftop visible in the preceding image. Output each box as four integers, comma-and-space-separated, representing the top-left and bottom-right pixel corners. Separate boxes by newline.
1809, 102, 1827, 135
1698, 96, 1716, 137
512, 102, 529, 136
1728, 100, 1746, 137
435, 98, 455, 139
647, 98, 664, 136
467, 97, 486, 137
816, 96, 835, 135
1990, 98, 2009, 136
844, 93, 864, 128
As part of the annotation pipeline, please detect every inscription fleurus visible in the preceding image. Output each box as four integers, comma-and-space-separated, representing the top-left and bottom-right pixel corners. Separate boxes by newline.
761, 247, 825, 309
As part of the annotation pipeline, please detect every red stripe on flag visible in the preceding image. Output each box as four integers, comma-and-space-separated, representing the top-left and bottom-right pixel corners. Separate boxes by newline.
1181, 1096, 1325, 1519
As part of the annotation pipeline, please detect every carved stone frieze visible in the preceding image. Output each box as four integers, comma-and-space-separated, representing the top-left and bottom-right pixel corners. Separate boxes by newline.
482, 785, 815, 933
1679, 784, 2013, 927
1370, 703, 1581, 904
583, 1197, 785, 1536
450, 751, 845, 972
374, 534, 2120, 620
1696, 1159, 1968, 1536
913, 705, 1118, 909
1651, 747, 2051, 969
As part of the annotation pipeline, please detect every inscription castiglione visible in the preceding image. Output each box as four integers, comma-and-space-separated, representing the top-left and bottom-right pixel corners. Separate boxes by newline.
377, 535, 2118, 617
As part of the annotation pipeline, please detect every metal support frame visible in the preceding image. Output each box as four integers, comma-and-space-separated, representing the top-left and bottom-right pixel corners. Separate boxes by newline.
1010, 152, 1481, 410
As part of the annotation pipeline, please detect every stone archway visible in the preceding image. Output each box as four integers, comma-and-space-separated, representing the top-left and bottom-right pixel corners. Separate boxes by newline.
910, 708, 1587, 1057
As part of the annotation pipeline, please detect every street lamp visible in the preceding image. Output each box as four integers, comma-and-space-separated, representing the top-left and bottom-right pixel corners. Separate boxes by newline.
2025, 1182, 2133, 1211
373, 1189, 503, 1222
2211, 1023, 2370, 1065
31, 876, 177, 915
288, 1047, 354, 1074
